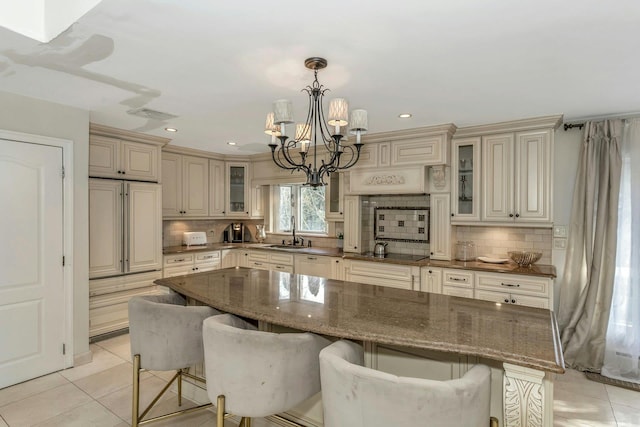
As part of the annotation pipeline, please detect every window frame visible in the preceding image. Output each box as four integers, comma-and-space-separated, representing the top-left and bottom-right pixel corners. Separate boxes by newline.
272, 184, 328, 236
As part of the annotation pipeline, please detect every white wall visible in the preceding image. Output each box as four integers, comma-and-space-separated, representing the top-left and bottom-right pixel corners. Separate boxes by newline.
0, 90, 90, 359
551, 128, 583, 311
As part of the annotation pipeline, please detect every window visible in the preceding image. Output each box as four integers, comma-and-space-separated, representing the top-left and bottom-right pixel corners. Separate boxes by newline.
275, 184, 327, 234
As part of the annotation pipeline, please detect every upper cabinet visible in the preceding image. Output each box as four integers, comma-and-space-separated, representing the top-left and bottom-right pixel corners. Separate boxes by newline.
325, 172, 344, 220
452, 115, 561, 227
162, 153, 209, 217
225, 162, 250, 218
450, 137, 481, 222
482, 130, 552, 224
89, 124, 168, 182
209, 159, 226, 217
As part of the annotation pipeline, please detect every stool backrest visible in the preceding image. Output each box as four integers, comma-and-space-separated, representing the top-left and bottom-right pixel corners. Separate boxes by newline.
129, 293, 219, 371
320, 340, 492, 427
203, 313, 331, 418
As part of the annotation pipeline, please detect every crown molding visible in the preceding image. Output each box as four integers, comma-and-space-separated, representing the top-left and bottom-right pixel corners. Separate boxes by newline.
89, 123, 171, 146
453, 115, 563, 138
362, 123, 457, 144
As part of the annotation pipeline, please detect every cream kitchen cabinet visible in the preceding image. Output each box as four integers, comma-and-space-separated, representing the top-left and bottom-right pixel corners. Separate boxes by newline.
441, 268, 474, 298
89, 270, 162, 338
226, 162, 250, 218
250, 185, 266, 219
474, 271, 551, 309
482, 129, 552, 225
450, 137, 481, 222
209, 159, 226, 217
429, 193, 451, 260
325, 172, 344, 220
247, 250, 294, 273
295, 254, 333, 278
420, 267, 443, 293
162, 153, 209, 217
89, 134, 161, 182
345, 259, 420, 291
163, 251, 221, 278
343, 196, 361, 253
332, 257, 346, 280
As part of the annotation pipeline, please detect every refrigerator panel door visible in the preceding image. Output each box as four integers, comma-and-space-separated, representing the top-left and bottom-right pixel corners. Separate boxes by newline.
126, 182, 162, 273
89, 179, 123, 278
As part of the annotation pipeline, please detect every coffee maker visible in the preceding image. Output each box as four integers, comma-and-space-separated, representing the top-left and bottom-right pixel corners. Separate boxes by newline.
230, 223, 244, 243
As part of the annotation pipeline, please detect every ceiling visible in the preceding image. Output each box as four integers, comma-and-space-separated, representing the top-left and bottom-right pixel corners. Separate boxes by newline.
1, 0, 639, 155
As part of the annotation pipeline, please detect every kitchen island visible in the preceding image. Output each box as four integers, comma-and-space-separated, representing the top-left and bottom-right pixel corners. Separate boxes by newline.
156, 267, 564, 427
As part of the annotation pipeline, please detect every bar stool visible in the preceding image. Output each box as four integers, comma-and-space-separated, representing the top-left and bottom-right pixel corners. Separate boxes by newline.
128, 293, 221, 426
202, 313, 331, 427
319, 340, 492, 427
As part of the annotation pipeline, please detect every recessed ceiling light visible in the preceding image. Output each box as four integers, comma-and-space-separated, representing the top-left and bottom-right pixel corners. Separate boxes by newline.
227, 141, 237, 146
398, 113, 412, 118
164, 127, 178, 132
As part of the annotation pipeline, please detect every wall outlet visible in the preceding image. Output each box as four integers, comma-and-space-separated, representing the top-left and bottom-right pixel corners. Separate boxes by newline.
554, 238, 567, 249
553, 225, 567, 238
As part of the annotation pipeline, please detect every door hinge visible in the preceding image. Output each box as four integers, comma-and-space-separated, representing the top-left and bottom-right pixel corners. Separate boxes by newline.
61, 166, 65, 179
62, 256, 65, 266
62, 343, 66, 355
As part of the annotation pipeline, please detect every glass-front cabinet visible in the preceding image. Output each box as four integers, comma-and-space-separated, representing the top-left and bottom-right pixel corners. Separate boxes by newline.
451, 137, 480, 222
225, 162, 250, 218
325, 172, 344, 220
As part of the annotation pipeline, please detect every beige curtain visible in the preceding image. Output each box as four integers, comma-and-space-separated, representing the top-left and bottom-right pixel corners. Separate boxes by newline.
557, 120, 623, 372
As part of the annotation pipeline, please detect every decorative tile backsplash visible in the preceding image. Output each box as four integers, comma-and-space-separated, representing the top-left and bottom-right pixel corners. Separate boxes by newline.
374, 207, 429, 242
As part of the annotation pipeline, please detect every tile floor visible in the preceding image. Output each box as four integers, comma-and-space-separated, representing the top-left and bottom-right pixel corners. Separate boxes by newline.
0, 334, 639, 426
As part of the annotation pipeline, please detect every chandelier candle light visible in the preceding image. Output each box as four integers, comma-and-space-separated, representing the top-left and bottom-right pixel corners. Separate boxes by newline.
265, 57, 368, 187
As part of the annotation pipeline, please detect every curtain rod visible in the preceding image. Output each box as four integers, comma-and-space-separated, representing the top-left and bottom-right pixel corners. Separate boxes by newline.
563, 111, 640, 131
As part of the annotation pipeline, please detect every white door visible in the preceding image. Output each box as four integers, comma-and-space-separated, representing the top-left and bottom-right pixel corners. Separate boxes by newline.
0, 139, 66, 388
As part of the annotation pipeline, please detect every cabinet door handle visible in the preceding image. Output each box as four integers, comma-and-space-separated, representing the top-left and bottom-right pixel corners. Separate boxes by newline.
307, 256, 317, 260
428, 270, 432, 273
451, 213, 455, 217
515, 213, 520, 218
122, 171, 126, 175
275, 265, 284, 270
504, 298, 510, 303
501, 283, 520, 287
254, 262, 262, 266
174, 258, 185, 262
335, 260, 340, 263
511, 298, 517, 304
451, 277, 466, 282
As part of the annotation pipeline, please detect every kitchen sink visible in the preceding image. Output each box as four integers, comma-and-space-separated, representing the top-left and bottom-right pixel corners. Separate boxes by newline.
267, 244, 307, 249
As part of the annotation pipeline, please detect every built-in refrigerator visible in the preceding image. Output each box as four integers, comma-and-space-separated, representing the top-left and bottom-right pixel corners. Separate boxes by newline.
88, 178, 162, 337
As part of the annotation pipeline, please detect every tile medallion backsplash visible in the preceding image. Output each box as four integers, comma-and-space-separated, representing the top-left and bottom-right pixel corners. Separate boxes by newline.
374, 207, 429, 242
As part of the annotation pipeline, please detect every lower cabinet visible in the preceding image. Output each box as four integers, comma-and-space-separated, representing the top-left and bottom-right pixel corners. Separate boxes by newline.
294, 254, 333, 278
474, 271, 551, 309
89, 270, 162, 338
441, 268, 474, 298
163, 250, 221, 278
345, 260, 420, 290
247, 250, 294, 273
420, 267, 443, 293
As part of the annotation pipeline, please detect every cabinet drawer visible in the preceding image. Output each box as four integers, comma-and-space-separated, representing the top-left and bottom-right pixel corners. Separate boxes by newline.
89, 285, 160, 337
248, 260, 270, 271
195, 251, 220, 265
163, 266, 193, 278
442, 269, 474, 288
248, 251, 269, 263
475, 272, 550, 297
269, 252, 294, 265
349, 260, 415, 282
164, 253, 194, 267
475, 289, 549, 309
272, 264, 294, 273
89, 271, 162, 297
442, 285, 474, 299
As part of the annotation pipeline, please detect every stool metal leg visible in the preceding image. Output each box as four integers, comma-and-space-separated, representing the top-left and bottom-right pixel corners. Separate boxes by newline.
132, 354, 141, 427
216, 395, 225, 427
177, 370, 182, 407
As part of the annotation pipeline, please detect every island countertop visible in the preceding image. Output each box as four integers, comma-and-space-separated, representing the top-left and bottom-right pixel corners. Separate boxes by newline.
156, 268, 564, 374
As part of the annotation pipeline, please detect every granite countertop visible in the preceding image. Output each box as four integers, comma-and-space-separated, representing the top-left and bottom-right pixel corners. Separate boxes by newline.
162, 244, 556, 278
156, 268, 565, 373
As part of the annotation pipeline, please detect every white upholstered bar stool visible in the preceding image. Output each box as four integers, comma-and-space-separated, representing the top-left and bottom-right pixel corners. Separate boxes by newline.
319, 340, 492, 427
128, 293, 221, 427
202, 313, 332, 427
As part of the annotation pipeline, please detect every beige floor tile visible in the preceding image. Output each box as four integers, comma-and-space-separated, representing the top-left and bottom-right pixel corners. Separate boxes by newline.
73, 362, 152, 399
95, 334, 132, 362
60, 345, 127, 382
0, 383, 93, 426
139, 396, 213, 426
32, 400, 124, 427
555, 373, 610, 401
0, 417, 7, 427
97, 375, 175, 422
554, 386, 617, 423
0, 372, 68, 407
553, 415, 617, 426
606, 384, 640, 410
149, 369, 179, 382
612, 402, 640, 426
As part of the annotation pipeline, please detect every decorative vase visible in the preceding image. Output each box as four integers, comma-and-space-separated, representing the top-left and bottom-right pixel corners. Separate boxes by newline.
256, 224, 267, 243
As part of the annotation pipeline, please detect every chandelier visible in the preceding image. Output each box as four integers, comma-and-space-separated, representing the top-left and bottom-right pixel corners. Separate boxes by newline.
265, 57, 368, 187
